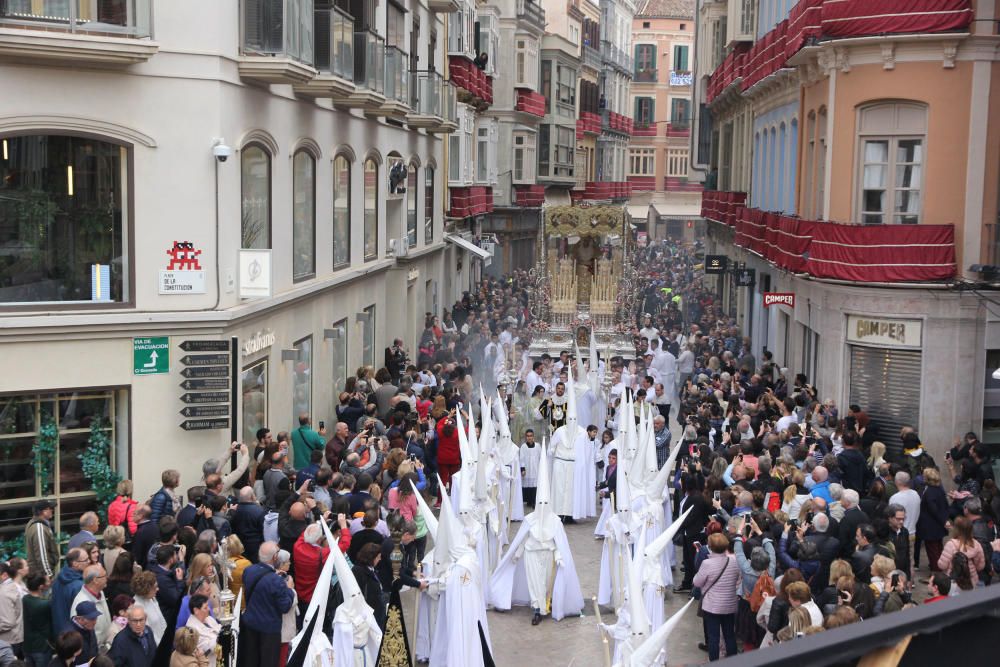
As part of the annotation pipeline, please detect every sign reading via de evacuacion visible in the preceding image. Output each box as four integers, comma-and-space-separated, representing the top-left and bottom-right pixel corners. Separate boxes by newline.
159, 241, 207, 295
133, 337, 169, 375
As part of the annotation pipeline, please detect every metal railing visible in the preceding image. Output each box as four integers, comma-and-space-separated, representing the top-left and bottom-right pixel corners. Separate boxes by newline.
600, 40, 632, 72
0, 0, 152, 37
313, 7, 353, 80
354, 30, 384, 94
516, 0, 545, 30
384, 46, 408, 105
242, 0, 314, 65
410, 70, 446, 117
634, 67, 657, 82
582, 44, 602, 71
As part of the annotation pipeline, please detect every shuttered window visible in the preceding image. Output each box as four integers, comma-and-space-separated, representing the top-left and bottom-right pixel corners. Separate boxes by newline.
848, 345, 922, 456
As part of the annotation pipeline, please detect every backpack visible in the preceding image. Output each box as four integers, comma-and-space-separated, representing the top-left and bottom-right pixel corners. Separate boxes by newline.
749, 571, 775, 613
766, 491, 781, 513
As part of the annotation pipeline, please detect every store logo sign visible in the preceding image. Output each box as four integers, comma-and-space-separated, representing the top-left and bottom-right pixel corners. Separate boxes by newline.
160, 241, 207, 294
243, 330, 275, 357
847, 315, 922, 349
763, 292, 795, 308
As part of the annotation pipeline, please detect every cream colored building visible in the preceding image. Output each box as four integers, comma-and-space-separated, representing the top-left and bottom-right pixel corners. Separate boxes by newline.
0, 0, 481, 540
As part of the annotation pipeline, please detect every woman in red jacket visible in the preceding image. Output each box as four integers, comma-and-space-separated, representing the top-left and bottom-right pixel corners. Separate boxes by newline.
106, 479, 139, 537
435, 414, 463, 502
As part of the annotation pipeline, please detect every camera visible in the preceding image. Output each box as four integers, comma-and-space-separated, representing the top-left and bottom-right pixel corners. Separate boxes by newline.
213, 142, 233, 162
308, 480, 316, 492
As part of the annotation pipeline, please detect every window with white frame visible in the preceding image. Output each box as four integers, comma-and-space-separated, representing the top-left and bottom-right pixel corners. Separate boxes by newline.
476, 126, 489, 183
629, 148, 655, 176
512, 132, 536, 184
857, 102, 926, 225
667, 147, 689, 177
515, 37, 539, 90
569, 23, 579, 45
475, 13, 499, 76
449, 107, 475, 184
556, 64, 576, 119
553, 126, 575, 177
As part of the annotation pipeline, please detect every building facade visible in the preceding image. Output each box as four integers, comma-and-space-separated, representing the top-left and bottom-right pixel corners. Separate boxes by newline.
0, 0, 488, 542
693, 0, 1000, 457
627, 0, 702, 243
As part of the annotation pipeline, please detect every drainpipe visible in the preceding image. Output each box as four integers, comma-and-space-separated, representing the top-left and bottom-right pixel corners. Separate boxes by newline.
689, 0, 708, 182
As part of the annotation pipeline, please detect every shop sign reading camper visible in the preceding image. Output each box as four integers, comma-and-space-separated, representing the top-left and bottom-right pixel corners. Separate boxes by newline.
847, 315, 922, 349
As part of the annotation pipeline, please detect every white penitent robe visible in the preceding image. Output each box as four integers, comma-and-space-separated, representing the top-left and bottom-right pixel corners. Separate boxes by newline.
549, 426, 577, 517
499, 446, 525, 522
331, 609, 381, 667
571, 433, 598, 520
597, 514, 634, 607
415, 551, 441, 663
523, 535, 557, 611
488, 515, 585, 620
430, 556, 491, 667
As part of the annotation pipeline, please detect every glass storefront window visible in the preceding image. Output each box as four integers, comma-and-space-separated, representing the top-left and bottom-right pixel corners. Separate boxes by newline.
241, 359, 268, 448
0, 134, 129, 304
293, 336, 313, 421
0, 390, 125, 545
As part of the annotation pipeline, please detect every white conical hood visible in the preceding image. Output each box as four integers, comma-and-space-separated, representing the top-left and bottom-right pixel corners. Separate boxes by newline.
433, 474, 455, 570
643, 506, 691, 563
647, 441, 682, 501
411, 479, 438, 540
329, 530, 367, 615
439, 472, 473, 562
616, 467, 633, 521
494, 391, 511, 438
628, 599, 695, 666
574, 341, 587, 385
533, 440, 554, 531
628, 521, 650, 640
456, 409, 471, 466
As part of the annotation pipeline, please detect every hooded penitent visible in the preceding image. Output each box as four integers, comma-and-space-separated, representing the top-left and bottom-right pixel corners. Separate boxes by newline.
530, 440, 556, 541
625, 600, 695, 667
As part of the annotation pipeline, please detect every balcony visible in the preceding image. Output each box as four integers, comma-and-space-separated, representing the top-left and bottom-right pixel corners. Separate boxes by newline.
628, 176, 656, 192
701, 190, 957, 283
428, 0, 461, 13
366, 45, 408, 117
516, 0, 545, 32
294, 7, 354, 100
632, 123, 658, 137
0, 0, 157, 65
669, 70, 692, 86
600, 39, 632, 75
239, 0, 317, 85
448, 56, 492, 109
666, 123, 690, 138
340, 30, 385, 109
665, 177, 703, 192
601, 110, 632, 136
707, 0, 974, 105
575, 111, 601, 139
582, 43, 602, 71
514, 184, 545, 207
448, 185, 494, 218
407, 70, 453, 130
515, 88, 546, 118
634, 68, 657, 83
575, 181, 632, 202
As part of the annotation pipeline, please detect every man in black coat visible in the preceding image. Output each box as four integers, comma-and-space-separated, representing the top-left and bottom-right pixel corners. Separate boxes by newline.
175, 486, 206, 530
108, 605, 157, 667
232, 486, 267, 563
837, 431, 870, 493
130, 505, 158, 570
837, 489, 870, 559
151, 546, 186, 628
851, 524, 878, 583
674, 474, 711, 593
799, 513, 841, 594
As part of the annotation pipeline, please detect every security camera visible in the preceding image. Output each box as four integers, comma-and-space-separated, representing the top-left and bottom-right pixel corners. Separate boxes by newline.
213, 141, 233, 162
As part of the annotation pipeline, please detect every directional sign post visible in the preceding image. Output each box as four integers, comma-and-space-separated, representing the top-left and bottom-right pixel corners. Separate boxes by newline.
134, 337, 169, 375
178, 339, 236, 433
180, 418, 231, 431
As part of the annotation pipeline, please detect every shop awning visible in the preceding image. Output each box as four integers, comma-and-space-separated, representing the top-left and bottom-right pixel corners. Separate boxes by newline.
627, 204, 650, 222
651, 202, 703, 219
444, 234, 490, 260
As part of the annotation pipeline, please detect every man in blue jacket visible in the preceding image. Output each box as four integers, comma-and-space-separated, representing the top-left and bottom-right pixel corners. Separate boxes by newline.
231, 487, 267, 564
108, 604, 157, 667
237, 542, 296, 667
151, 546, 186, 628
50, 547, 88, 633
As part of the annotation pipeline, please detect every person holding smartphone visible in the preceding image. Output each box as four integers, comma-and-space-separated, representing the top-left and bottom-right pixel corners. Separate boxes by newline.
673, 473, 712, 594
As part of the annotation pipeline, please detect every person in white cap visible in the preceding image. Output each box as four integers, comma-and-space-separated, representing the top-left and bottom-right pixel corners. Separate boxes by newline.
488, 441, 584, 626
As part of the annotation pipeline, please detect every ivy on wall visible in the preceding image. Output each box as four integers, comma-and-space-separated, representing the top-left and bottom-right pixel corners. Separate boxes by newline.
79, 419, 121, 523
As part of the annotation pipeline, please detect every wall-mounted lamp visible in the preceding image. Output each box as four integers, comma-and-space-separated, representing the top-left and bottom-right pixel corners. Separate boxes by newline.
324, 327, 344, 339
281, 349, 300, 362
356, 312, 371, 324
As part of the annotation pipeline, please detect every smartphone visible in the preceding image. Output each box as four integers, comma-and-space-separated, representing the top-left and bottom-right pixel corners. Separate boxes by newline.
318, 420, 325, 429
713, 490, 721, 501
